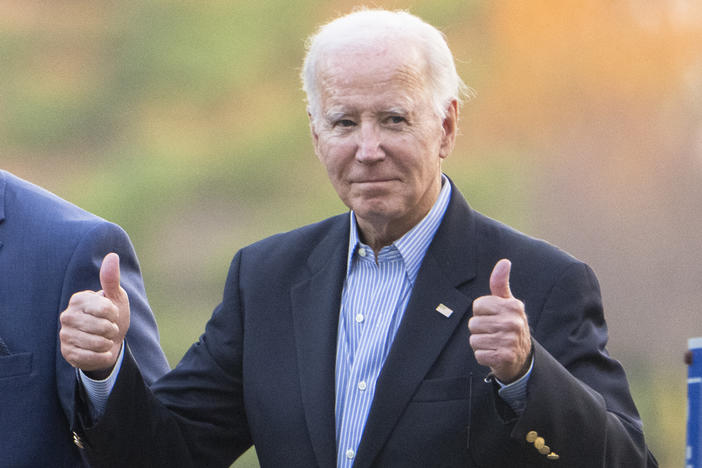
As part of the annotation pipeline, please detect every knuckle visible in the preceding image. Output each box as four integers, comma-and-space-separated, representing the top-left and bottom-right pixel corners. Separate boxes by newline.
101, 302, 118, 319
503, 316, 523, 332
70, 290, 92, 304
64, 349, 78, 365
67, 293, 83, 305
509, 299, 525, 313
472, 297, 488, 311
59, 310, 76, 325
469, 334, 478, 348
95, 340, 112, 353
501, 318, 517, 332
97, 320, 113, 336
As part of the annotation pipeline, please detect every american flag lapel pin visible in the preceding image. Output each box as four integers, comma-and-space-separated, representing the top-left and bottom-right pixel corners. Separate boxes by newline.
435, 303, 453, 318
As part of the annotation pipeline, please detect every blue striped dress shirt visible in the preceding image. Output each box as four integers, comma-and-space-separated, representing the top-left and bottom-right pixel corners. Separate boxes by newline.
334, 176, 452, 467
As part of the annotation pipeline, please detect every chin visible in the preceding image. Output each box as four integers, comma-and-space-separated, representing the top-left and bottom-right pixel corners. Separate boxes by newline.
353, 204, 401, 222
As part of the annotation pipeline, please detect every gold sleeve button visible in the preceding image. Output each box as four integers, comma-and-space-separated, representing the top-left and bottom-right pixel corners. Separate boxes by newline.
534, 437, 545, 450
72, 432, 85, 449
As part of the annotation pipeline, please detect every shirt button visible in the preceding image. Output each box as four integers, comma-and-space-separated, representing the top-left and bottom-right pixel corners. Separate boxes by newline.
346, 448, 355, 459
358, 248, 367, 257
355, 313, 364, 323
358, 381, 367, 391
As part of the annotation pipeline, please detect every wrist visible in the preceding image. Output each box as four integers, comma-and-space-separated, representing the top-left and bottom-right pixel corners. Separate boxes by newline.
497, 342, 535, 384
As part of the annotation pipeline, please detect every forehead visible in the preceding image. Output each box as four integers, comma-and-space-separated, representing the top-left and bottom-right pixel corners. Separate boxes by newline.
316, 43, 430, 112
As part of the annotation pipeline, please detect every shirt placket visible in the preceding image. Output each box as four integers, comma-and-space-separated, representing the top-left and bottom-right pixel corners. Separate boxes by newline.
337, 251, 404, 467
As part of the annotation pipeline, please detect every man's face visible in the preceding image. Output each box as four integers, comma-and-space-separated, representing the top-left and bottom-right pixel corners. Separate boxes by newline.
311, 43, 457, 243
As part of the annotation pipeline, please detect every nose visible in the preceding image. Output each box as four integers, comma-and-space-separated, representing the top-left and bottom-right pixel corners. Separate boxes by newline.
355, 123, 384, 163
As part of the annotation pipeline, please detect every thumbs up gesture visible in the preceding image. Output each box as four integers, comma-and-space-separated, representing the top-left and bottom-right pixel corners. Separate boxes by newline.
469, 259, 532, 383
60, 253, 131, 379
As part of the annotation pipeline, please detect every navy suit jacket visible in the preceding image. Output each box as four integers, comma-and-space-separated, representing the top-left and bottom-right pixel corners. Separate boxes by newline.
0, 170, 170, 467
76, 179, 656, 467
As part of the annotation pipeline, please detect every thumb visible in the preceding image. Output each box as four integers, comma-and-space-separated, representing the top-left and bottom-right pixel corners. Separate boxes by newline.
489, 258, 513, 298
99, 252, 122, 301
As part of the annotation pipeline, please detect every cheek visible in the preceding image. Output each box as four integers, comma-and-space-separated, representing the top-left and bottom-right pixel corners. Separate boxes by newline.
317, 139, 354, 176
317, 154, 347, 191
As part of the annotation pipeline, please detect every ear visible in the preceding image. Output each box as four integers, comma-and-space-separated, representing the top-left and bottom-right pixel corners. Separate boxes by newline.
438, 100, 458, 160
308, 110, 322, 158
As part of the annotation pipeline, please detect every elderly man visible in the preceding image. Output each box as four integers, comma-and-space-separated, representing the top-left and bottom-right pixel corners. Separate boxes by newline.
61, 9, 656, 467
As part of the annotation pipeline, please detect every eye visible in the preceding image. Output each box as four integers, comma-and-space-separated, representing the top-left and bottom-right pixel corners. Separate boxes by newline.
386, 115, 406, 125
335, 119, 356, 128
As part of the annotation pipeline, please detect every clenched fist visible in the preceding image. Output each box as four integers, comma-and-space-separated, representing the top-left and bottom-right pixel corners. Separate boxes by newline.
469, 259, 532, 383
60, 253, 130, 379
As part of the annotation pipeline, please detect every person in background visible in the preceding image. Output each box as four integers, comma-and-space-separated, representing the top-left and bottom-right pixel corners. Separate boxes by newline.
60, 9, 656, 467
0, 169, 169, 467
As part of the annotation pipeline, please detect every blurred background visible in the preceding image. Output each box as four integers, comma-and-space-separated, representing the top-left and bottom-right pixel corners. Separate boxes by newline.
2, 0, 701, 466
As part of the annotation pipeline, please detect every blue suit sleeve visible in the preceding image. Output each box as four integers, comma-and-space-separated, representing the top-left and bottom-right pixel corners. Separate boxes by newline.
56, 221, 170, 425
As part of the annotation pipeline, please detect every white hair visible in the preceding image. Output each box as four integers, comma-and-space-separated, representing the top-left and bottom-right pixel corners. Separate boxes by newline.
301, 8, 471, 123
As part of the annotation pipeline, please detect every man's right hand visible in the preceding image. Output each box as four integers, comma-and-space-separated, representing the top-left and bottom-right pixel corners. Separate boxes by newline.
60, 252, 131, 380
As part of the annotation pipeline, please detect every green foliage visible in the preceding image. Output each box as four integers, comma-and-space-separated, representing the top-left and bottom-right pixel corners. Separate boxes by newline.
628, 366, 686, 467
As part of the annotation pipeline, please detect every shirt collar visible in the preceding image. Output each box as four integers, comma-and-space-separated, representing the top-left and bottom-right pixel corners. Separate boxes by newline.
345, 174, 452, 285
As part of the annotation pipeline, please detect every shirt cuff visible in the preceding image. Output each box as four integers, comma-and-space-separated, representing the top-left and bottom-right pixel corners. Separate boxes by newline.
495, 354, 534, 415
78, 344, 125, 420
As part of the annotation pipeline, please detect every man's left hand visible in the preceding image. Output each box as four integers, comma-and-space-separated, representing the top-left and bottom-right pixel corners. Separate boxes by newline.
469, 259, 532, 383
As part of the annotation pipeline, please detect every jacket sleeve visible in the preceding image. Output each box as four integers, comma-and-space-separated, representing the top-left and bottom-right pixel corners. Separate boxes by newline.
57, 221, 170, 437
511, 262, 657, 467
72, 251, 252, 467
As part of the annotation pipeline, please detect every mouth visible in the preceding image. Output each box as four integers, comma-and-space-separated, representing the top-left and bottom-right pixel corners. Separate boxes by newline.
351, 178, 397, 185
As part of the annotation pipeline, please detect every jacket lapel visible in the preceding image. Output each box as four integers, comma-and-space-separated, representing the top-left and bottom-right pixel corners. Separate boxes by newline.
0, 170, 6, 250
290, 215, 349, 468
353, 183, 479, 468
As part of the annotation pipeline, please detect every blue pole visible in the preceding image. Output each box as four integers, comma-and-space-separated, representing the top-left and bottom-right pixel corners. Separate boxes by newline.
687, 337, 702, 468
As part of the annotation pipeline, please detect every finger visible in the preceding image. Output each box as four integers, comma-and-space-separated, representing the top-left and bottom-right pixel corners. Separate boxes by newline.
472, 295, 504, 316
468, 315, 501, 334
59, 327, 115, 354
74, 296, 120, 322
469, 333, 497, 351
60, 311, 120, 339
470, 327, 525, 349
67, 293, 118, 322
100, 253, 122, 302
67, 290, 104, 308
489, 258, 513, 299
472, 348, 501, 369
60, 345, 117, 372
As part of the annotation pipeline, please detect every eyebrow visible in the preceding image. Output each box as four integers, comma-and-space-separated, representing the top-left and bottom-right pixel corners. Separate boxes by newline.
384, 106, 409, 116
323, 105, 409, 122
323, 110, 348, 123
